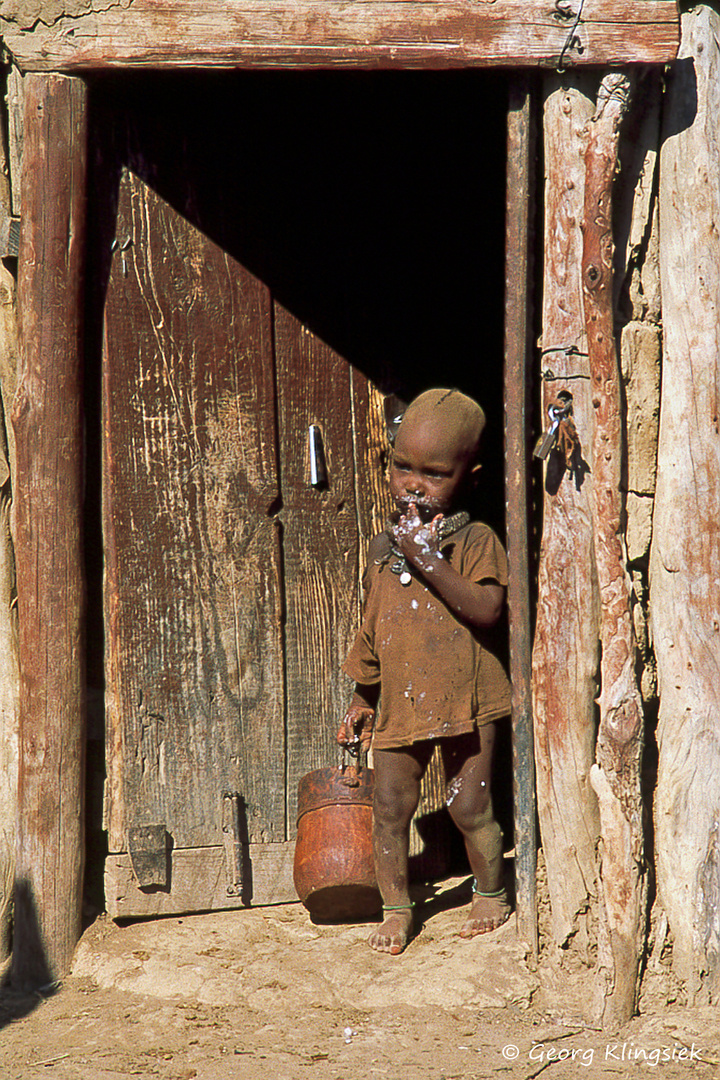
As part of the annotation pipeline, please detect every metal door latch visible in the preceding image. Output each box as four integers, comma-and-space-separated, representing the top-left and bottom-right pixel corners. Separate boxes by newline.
110, 235, 133, 277
308, 424, 328, 488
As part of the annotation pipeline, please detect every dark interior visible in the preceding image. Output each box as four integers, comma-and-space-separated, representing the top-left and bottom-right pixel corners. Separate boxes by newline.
83, 70, 511, 908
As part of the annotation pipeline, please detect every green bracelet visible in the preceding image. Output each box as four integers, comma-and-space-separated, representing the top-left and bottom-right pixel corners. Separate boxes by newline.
382, 903, 415, 911
471, 879, 506, 898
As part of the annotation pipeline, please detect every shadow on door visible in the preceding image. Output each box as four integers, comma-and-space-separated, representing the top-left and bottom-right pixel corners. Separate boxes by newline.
83, 69, 511, 915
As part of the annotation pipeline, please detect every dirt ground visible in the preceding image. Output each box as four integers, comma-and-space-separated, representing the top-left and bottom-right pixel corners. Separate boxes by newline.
0, 877, 718, 1080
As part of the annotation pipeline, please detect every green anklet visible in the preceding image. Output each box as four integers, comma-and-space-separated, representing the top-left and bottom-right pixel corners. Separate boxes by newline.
382, 903, 414, 911
471, 880, 505, 898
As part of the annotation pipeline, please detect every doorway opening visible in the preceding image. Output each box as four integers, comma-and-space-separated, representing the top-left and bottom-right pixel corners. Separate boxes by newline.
83, 69, 510, 916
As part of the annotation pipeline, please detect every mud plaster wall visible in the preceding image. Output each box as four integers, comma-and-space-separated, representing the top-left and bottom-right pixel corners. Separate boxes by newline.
614, 73, 662, 708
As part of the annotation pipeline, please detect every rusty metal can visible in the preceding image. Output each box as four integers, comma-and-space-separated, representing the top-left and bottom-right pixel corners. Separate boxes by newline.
293, 753, 381, 922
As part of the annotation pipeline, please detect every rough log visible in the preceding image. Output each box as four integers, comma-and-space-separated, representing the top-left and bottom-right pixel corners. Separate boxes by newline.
582, 71, 645, 1029
652, 5, 720, 1003
0, 77, 20, 963
10, 73, 87, 990
532, 74, 600, 952
0, 0, 680, 73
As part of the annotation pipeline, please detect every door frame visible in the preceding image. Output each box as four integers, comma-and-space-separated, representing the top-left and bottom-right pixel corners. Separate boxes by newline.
6, 0, 680, 984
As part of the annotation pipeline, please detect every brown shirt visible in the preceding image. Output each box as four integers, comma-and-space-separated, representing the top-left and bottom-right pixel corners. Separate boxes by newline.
343, 521, 511, 749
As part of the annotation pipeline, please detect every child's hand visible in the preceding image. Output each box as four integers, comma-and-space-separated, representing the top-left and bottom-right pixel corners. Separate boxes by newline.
392, 500, 443, 570
337, 703, 375, 752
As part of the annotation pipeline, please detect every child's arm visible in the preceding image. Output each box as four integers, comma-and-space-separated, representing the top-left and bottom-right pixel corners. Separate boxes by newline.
336, 682, 380, 751
392, 502, 504, 629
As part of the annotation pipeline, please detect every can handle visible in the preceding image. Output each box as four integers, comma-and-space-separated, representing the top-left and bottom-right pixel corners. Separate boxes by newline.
339, 744, 367, 787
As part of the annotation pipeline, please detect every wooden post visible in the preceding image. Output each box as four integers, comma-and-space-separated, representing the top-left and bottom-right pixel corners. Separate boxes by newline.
0, 73, 20, 964
504, 78, 537, 959
652, 5, 720, 1003
10, 74, 88, 990
532, 74, 600, 953
581, 72, 645, 1029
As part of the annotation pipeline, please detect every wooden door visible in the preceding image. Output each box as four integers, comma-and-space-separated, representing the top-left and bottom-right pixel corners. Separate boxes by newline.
102, 170, 385, 917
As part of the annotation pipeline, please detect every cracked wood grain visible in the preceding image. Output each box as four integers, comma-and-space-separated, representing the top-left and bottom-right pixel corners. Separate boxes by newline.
0, 0, 680, 72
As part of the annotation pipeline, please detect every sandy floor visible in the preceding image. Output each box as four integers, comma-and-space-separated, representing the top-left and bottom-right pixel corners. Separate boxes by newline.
1, 878, 718, 1080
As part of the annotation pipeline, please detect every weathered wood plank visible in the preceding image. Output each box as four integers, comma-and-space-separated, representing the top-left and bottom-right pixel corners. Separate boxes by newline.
0, 0, 680, 73
105, 842, 297, 918
582, 72, 645, 1030
10, 73, 87, 989
652, 6, 720, 1004
103, 171, 286, 862
275, 307, 360, 833
532, 75, 600, 952
504, 79, 537, 957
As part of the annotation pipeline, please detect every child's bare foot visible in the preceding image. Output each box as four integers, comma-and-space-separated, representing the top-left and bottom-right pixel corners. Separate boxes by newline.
368, 906, 414, 954
458, 888, 511, 937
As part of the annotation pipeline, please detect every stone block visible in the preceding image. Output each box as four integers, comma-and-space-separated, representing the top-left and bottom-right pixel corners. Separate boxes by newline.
621, 321, 661, 494
626, 492, 654, 564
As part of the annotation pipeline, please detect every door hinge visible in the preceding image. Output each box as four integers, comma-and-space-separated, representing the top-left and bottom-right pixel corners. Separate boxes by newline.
127, 823, 168, 888
0, 215, 19, 258
222, 791, 246, 897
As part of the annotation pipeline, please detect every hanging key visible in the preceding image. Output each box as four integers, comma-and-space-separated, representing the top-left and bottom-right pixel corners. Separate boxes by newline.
534, 414, 560, 461
534, 393, 573, 461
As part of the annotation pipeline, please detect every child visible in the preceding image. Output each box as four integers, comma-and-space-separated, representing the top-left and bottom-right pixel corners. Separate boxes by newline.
337, 388, 511, 955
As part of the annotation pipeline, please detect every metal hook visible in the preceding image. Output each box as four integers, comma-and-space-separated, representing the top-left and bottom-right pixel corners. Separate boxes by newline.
556, 0, 586, 72
553, 0, 575, 21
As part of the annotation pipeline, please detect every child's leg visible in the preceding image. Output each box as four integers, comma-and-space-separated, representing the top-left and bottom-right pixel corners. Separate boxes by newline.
440, 724, 511, 936
370, 742, 432, 954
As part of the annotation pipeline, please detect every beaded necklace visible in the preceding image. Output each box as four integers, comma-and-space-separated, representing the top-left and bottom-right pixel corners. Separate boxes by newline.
386, 510, 470, 586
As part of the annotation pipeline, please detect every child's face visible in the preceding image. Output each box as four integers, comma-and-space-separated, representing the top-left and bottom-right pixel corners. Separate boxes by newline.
389, 416, 475, 518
